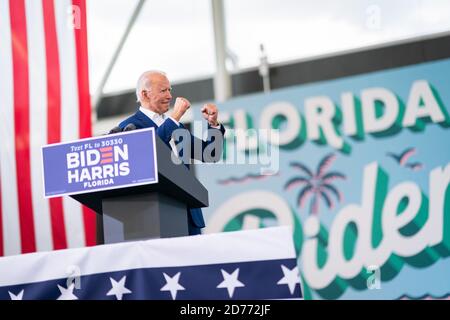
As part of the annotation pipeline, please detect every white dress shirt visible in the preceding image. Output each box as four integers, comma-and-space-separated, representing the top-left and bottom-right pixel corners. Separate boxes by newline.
139, 106, 179, 127
139, 107, 180, 155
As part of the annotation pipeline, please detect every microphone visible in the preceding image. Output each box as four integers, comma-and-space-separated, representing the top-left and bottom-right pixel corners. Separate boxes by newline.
123, 123, 137, 131
108, 126, 123, 134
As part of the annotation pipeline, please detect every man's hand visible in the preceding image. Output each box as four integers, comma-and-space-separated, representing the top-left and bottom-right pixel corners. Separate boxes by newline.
201, 103, 219, 127
171, 97, 190, 122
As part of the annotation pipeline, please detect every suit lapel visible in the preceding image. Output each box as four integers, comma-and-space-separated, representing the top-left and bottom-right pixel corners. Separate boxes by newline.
135, 110, 157, 128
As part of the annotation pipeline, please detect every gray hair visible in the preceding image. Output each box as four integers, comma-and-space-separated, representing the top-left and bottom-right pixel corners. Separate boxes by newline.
135, 70, 167, 102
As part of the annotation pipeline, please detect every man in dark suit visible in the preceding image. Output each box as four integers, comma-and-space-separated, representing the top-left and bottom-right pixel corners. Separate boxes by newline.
118, 70, 225, 235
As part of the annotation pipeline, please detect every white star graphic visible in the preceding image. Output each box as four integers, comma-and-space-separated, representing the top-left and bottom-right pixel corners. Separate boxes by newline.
160, 272, 185, 300
217, 268, 245, 298
106, 276, 132, 300
57, 283, 78, 300
277, 265, 300, 295
8, 290, 24, 300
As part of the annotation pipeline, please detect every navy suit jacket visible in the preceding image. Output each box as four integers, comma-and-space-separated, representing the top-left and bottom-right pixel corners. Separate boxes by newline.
118, 110, 225, 229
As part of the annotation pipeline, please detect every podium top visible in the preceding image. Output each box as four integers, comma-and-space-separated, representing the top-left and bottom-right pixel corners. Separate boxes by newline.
41, 128, 208, 212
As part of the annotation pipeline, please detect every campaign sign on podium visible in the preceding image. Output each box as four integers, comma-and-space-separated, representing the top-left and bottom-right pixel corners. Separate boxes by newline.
42, 128, 158, 198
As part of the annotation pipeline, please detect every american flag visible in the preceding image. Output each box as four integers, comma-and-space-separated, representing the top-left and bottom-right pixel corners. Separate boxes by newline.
0, 0, 96, 257
0, 227, 302, 300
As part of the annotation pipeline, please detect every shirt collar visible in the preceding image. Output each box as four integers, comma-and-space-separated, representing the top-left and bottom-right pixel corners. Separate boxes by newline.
139, 106, 166, 121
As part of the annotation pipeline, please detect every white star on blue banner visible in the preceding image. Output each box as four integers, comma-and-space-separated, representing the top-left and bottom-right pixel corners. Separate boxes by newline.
0, 227, 302, 300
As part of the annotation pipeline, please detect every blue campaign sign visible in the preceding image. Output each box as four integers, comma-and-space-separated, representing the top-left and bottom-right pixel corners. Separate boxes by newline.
42, 128, 158, 198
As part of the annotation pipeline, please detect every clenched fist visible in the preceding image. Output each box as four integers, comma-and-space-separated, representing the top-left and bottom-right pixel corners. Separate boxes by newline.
201, 103, 219, 127
171, 97, 191, 122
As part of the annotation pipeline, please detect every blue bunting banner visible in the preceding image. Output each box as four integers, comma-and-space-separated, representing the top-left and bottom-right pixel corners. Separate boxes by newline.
0, 227, 302, 300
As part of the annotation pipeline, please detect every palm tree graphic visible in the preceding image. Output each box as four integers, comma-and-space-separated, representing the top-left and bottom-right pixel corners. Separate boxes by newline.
284, 153, 346, 215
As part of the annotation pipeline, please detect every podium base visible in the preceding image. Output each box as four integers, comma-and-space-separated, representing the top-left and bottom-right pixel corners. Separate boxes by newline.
98, 192, 189, 244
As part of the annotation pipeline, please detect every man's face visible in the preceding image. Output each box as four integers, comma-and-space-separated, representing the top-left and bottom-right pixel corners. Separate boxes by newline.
145, 74, 172, 114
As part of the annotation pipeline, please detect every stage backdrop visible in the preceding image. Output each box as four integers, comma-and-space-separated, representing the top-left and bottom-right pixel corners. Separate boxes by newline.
194, 58, 450, 300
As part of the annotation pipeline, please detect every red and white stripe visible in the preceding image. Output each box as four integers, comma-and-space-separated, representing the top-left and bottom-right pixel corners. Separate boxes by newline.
0, 0, 96, 256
